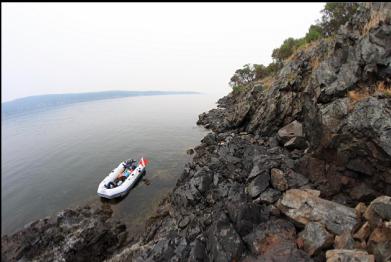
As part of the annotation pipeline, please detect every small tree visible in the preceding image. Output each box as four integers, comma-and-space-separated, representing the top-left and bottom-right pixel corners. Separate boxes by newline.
305, 24, 323, 43
272, 37, 305, 63
254, 64, 268, 79
320, 2, 359, 36
266, 62, 282, 75
229, 64, 256, 89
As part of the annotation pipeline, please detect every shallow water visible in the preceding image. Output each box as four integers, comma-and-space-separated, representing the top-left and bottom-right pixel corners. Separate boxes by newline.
1, 94, 220, 235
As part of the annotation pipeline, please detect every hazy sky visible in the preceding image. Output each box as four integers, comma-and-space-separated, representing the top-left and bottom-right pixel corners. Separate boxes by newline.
2, 3, 324, 102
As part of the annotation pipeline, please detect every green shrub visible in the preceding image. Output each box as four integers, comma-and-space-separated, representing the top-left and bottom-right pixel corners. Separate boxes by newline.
272, 37, 307, 63
232, 85, 249, 93
254, 64, 268, 79
266, 62, 282, 76
305, 24, 323, 43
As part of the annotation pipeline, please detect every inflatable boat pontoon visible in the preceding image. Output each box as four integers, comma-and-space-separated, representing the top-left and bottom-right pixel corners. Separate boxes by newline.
97, 157, 149, 199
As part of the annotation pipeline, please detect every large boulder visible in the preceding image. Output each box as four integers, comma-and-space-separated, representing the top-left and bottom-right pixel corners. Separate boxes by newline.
277, 189, 358, 235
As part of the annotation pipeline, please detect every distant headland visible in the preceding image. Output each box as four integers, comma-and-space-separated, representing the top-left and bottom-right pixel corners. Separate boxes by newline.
2, 90, 201, 117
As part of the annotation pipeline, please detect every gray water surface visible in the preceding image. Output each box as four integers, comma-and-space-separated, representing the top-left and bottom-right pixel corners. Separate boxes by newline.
2, 94, 219, 235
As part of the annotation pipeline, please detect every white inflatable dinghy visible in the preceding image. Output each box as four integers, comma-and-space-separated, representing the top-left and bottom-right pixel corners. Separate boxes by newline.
97, 157, 149, 199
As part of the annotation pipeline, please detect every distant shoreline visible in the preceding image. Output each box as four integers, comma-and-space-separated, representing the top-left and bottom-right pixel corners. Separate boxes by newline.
2, 90, 201, 117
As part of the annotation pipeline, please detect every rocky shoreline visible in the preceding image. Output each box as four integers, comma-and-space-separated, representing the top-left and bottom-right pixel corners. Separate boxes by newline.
2, 3, 391, 262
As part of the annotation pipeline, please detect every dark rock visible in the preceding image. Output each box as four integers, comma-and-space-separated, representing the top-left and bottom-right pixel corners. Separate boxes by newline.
190, 167, 213, 194
247, 174, 270, 198
365, 196, 391, 221
188, 239, 206, 262
226, 100, 251, 127
243, 219, 296, 255
178, 216, 191, 229
226, 202, 270, 237
267, 136, 279, 148
248, 163, 262, 180
346, 158, 375, 176
186, 223, 202, 241
206, 212, 244, 262
298, 222, 334, 256
255, 188, 281, 204
320, 98, 349, 133
149, 237, 176, 261
284, 170, 309, 188
349, 183, 377, 202
255, 242, 312, 262
284, 136, 308, 150
201, 133, 217, 146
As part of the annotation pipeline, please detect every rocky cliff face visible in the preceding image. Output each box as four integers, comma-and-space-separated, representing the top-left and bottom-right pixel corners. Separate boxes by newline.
114, 3, 390, 261
2, 3, 390, 262
198, 2, 391, 205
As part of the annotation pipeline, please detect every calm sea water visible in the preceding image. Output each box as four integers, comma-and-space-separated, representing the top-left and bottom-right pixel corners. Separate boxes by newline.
2, 94, 220, 236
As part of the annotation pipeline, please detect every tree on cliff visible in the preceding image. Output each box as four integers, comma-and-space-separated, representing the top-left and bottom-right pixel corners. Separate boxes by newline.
319, 2, 359, 36
229, 64, 256, 89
